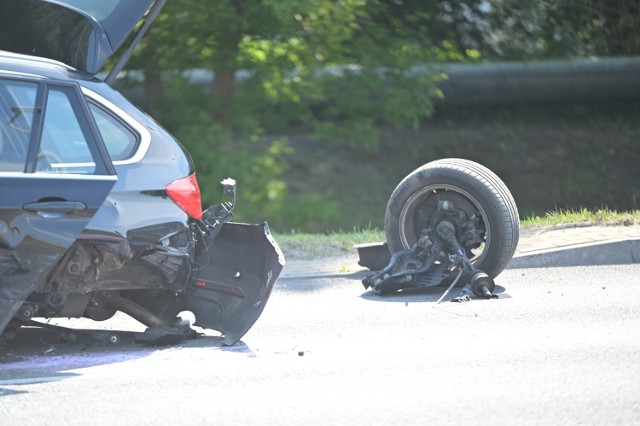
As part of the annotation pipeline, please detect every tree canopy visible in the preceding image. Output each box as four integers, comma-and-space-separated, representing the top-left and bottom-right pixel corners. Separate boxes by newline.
135, 0, 639, 128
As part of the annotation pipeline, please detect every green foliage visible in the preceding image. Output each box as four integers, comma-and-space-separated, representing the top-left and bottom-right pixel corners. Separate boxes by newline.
434, 0, 640, 59
279, 192, 343, 233
159, 76, 291, 224
138, 0, 445, 138
310, 70, 443, 149
353, 1, 640, 61
124, 0, 640, 232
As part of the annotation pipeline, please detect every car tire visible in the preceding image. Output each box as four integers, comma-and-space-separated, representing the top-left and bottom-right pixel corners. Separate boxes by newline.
384, 158, 520, 278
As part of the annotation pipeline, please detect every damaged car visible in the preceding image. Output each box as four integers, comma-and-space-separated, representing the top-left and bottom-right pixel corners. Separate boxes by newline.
0, 0, 284, 346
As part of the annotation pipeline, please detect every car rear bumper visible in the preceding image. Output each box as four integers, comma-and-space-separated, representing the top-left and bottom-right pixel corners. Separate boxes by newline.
185, 221, 285, 345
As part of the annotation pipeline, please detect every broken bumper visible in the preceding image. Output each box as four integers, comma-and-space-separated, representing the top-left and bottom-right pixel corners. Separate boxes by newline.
184, 221, 285, 345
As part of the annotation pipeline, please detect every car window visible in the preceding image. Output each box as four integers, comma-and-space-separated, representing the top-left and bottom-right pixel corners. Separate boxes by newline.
36, 88, 96, 174
88, 102, 138, 161
0, 79, 37, 172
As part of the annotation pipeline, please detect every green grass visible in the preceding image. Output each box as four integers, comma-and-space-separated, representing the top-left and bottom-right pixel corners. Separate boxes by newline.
274, 209, 640, 259
521, 208, 640, 228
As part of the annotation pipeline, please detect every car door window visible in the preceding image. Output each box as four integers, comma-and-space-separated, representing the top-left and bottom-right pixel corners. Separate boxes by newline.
36, 87, 96, 174
0, 79, 37, 172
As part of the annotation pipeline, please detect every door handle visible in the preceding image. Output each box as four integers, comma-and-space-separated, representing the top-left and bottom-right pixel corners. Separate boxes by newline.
22, 201, 87, 214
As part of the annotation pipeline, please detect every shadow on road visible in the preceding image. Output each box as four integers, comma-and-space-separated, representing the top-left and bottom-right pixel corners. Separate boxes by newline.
0, 324, 254, 396
359, 284, 507, 303
0, 388, 27, 396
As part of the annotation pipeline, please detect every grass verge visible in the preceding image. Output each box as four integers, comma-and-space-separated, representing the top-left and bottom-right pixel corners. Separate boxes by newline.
274, 209, 640, 260
522, 208, 640, 228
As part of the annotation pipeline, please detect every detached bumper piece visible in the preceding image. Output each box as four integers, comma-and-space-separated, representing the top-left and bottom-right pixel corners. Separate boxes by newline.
185, 222, 284, 345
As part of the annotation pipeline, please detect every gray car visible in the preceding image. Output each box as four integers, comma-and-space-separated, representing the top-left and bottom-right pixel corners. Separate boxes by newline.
0, 0, 284, 346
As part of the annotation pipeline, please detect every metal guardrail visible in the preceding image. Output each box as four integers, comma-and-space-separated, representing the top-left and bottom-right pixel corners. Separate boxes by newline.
112, 57, 640, 106
430, 57, 640, 106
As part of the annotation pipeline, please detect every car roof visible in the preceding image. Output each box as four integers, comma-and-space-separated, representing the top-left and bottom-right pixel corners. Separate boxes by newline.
0, 50, 88, 82
0, 49, 149, 125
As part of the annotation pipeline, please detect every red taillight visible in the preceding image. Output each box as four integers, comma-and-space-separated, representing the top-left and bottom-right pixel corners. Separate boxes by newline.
166, 174, 203, 220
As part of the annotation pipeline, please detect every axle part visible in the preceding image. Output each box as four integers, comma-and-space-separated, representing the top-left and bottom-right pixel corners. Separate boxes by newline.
104, 295, 170, 328
471, 272, 497, 299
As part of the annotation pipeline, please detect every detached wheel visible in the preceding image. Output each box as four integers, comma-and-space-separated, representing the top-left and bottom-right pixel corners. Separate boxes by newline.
384, 158, 519, 278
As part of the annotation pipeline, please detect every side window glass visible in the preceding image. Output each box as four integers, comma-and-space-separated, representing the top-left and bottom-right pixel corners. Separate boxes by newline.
0, 79, 37, 172
88, 102, 138, 161
36, 88, 95, 174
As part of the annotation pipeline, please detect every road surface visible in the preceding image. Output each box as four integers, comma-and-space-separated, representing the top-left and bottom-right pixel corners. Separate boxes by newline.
1, 263, 639, 425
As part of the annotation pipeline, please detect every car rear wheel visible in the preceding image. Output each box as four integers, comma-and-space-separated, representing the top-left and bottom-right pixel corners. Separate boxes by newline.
384, 158, 520, 278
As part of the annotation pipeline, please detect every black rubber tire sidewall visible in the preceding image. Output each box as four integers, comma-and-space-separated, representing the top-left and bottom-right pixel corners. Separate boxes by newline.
384, 159, 519, 278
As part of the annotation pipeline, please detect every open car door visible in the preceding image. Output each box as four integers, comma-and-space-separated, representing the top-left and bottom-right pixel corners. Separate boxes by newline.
0, 76, 116, 336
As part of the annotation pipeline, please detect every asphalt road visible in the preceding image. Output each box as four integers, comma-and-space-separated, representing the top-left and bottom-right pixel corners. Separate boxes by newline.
1, 263, 640, 425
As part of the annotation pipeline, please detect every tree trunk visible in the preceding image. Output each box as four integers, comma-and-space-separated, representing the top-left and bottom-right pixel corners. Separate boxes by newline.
212, 67, 235, 126
143, 50, 164, 120
210, 0, 245, 128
